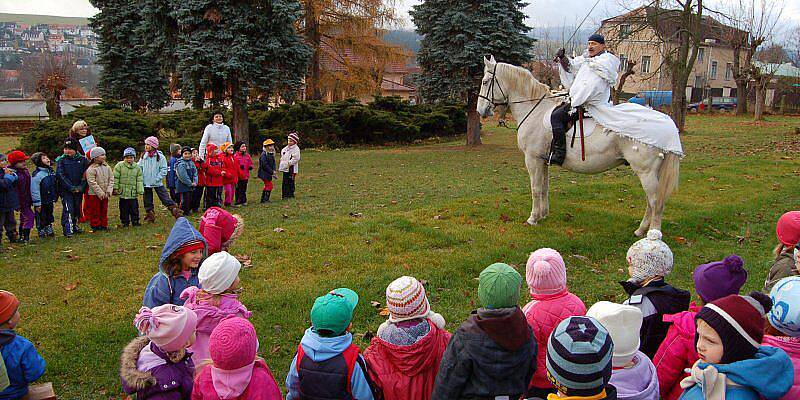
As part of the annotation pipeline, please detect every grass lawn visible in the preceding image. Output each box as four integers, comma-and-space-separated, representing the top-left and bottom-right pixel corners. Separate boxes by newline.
3, 114, 800, 398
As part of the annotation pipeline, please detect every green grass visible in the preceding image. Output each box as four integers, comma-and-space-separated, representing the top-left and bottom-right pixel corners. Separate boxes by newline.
3, 114, 800, 398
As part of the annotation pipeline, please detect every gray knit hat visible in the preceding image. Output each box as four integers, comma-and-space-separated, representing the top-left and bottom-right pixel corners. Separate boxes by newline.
626, 229, 673, 283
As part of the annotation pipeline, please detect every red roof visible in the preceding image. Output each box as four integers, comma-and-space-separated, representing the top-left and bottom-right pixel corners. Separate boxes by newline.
381, 79, 415, 92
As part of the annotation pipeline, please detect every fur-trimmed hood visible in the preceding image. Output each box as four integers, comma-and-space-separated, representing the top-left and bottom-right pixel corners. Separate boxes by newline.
199, 207, 245, 255
221, 213, 244, 251
120, 336, 156, 391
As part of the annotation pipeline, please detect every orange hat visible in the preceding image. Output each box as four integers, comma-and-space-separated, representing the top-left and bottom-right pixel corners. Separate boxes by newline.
0, 291, 20, 324
220, 142, 233, 153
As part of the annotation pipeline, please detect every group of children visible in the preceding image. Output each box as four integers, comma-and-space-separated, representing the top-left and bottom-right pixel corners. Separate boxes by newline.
0, 124, 302, 245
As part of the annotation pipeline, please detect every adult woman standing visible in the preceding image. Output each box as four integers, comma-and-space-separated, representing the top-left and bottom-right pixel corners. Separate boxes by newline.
68, 120, 91, 156
198, 112, 233, 161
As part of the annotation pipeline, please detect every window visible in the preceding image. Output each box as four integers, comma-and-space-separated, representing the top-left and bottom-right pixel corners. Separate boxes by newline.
694, 75, 704, 88
620, 24, 631, 39
640, 56, 651, 74
710, 61, 718, 79
697, 48, 705, 62
619, 54, 628, 72
725, 63, 733, 80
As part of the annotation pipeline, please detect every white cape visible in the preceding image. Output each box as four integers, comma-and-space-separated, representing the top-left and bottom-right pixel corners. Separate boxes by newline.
560, 52, 683, 156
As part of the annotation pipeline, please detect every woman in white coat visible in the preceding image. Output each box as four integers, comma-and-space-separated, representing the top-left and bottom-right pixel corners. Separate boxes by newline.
198, 111, 233, 160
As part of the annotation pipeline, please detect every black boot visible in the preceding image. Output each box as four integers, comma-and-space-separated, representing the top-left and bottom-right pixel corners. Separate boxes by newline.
21, 229, 30, 244
261, 190, 271, 203
548, 129, 567, 166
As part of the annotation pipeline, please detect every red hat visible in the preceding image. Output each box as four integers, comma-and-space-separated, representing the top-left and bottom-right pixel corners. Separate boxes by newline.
0, 291, 20, 324
173, 240, 206, 257
7, 150, 29, 166
206, 143, 219, 155
777, 211, 800, 247
696, 291, 772, 363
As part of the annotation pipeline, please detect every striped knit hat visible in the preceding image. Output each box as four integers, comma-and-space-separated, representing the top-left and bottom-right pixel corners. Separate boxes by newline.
696, 291, 772, 363
288, 132, 300, 143
386, 276, 431, 323
547, 316, 614, 397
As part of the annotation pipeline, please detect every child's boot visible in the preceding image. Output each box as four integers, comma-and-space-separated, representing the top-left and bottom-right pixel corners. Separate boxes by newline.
7, 230, 18, 243
144, 210, 156, 223
261, 190, 271, 203
47, 225, 55, 237
168, 205, 183, 219
21, 229, 30, 244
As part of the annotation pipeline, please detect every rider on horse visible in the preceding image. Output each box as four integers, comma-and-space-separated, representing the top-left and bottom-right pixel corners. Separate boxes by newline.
549, 33, 620, 165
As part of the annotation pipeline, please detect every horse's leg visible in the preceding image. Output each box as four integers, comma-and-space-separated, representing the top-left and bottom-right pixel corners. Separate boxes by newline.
524, 153, 547, 225
634, 169, 659, 237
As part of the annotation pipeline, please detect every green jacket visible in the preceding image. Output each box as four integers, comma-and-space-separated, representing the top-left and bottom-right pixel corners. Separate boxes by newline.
114, 161, 144, 199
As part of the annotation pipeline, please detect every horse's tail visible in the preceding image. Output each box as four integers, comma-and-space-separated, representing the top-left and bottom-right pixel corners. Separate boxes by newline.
655, 152, 680, 213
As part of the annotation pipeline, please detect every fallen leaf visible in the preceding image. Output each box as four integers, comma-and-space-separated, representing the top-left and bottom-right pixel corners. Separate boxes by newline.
349, 212, 363, 218
433, 215, 442, 220
154, 233, 164, 240
273, 227, 285, 233
63, 281, 80, 291
565, 228, 575, 239
379, 308, 390, 316
571, 254, 590, 262
675, 236, 688, 245
234, 254, 252, 268
370, 301, 381, 308
282, 214, 289, 219
60, 249, 73, 253
270, 345, 281, 354
146, 245, 159, 250
499, 214, 511, 223
66, 254, 80, 261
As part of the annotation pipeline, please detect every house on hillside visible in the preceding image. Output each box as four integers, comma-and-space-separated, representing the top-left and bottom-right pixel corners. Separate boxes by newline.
598, 6, 746, 102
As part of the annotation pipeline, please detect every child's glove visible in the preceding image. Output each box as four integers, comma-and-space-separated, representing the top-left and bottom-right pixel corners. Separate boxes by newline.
112, 189, 120, 196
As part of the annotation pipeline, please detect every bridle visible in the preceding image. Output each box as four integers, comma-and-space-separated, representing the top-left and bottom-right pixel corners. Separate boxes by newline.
478, 62, 567, 130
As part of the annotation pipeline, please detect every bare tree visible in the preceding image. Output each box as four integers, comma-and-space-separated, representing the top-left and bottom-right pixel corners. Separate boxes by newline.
613, 58, 637, 104
752, 43, 788, 119
21, 52, 75, 119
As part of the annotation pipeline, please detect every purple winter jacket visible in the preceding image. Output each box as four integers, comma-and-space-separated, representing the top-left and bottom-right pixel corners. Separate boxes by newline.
120, 336, 195, 400
13, 167, 31, 208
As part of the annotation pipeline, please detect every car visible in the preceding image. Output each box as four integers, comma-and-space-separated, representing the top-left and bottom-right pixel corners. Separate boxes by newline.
629, 91, 672, 108
688, 96, 737, 112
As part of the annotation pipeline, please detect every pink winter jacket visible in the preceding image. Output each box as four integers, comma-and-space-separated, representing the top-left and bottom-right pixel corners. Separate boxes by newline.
652, 303, 700, 400
763, 335, 800, 400
199, 207, 244, 255
522, 289, 586, 390
191, 360, 282, 400
180, 287, 252, 366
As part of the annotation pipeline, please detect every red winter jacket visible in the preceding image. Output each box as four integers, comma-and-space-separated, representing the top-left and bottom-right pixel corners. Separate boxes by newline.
191, 360, 282, 400
364, 320, 451, 400
522, 290, 586, 391
652, 302, 700, 400
203, 155, 224, 187
194, 158, 205, 187
234, 152, 253, 181
222, 154, 239, 185
198, 206, 244, 255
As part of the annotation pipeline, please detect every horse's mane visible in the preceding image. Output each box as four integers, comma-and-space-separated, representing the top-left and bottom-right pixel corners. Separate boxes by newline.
495, 63, 552, 100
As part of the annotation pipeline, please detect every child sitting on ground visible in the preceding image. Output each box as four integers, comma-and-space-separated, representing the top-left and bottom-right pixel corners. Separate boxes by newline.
143, 217, 207, 308
192, 317, 282, 400
765, 211, 800, 292
679, 292, 793, 399
8, 151, 32, 244
180, 251, 252, 365
233, 141, 252, 206
588, 302, 658, 400
85, 147, 114, 231
257, 139, 276, 203
364, 276, 450, 400
121, 304, 198, 400
285, 288, 377, 400
0, 153, 19, 247
620, 229, 690, 358
764, 276, 800, 400
56, 138, 88, 237
114, 147, 144, 227
654, 254, 747, 400
198, 207, 244, 256
546, 316, 616, 400
30, 152, 57, 238
522, 248, 586, 399
0, 290, 46, 399
175, 146, 198, 216
431, 263, 536, 400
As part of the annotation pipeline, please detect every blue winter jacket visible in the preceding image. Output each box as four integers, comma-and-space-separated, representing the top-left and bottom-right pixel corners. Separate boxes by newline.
138, 151, 168, 188
31, 167, 58, 206
166, 155, 178, 189
0, 330, 46, 400
142, 217, 207, 308
174, 158, 197, 194
0, 171, 18, 212
679, 346, 794, 400
56, 153, 88, 195
285, 328, 374, 400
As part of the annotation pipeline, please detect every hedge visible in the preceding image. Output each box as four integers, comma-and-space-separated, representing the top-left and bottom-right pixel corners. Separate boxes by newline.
20, 97, 466, 160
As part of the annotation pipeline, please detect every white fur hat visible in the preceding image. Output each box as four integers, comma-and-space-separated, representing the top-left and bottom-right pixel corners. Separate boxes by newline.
626, 229, 673, 283
198, 251, 241, 294
587, 301, 643, 367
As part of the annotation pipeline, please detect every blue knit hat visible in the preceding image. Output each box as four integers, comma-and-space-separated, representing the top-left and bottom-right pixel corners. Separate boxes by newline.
546, 316, 614, 397
769, 276, 800, 337
123, 147, 136, 158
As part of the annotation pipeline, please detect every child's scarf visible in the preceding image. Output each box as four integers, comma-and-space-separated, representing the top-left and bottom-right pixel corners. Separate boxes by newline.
680, 360, 741, 400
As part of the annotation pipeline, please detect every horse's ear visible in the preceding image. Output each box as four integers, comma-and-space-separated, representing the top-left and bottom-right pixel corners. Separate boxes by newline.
484, 54, 495, 66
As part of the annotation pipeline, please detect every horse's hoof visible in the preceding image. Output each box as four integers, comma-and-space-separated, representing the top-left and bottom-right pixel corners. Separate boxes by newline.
634, 228, 646, 237
524, 219, 538, 226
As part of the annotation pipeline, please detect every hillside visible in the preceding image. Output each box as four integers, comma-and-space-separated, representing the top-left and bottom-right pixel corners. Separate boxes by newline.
0, 13, 90, 26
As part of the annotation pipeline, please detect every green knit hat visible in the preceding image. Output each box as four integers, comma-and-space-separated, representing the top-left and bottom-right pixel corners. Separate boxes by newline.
478, 263, 522, 309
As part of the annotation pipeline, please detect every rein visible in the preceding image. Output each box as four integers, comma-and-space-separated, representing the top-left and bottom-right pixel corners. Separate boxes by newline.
478, 63, 566, 130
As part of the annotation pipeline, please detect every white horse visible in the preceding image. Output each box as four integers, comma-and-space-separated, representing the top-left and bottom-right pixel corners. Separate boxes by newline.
476, 56, 680, 236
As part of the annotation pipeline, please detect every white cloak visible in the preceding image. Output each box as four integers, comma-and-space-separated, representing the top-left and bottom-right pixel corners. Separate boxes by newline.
559, 52, 683, 156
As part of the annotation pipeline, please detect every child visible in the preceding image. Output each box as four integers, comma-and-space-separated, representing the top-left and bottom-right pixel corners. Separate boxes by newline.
285, 288, 377, 400
679, 292, 793, 400
30, 152, 57, 238
765, 211, 800, 292
0, 153, 19, 246
546, 316, 616, 400
139, 136, 181, 223
258, 139, 276, 203
279, 132, 300, 199
588, 302, 658, 400
57, 138, 89, 237
202, 144, 224, 210
198, 206, 244, 256
0, 291, 46, 399
620, 229, 690, 358
192, 317, 282, 399
522, 248, 586, 399
233, 141, 252, 206
7, 151, 32, 244
765, 276, 800, 399
167, 143, 182, 203
143, 217, 207, 308
220, 142, 238, 207
364, 276, 450, 400
175, 146, 198, 216
180, 251, 252, 365
121, 304, 198, 400
654, 254, 747, 400
85, 147, 114, 231
191, 148, 204, 214
431, 263, 536, 400
114, 147, 144, 227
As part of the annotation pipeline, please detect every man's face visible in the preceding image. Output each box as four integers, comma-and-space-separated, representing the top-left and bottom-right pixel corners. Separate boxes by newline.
588, 41, 606, 57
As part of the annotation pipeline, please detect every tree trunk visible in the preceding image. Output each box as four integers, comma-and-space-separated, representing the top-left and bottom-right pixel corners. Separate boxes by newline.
45, 92, 62, 119
192, 90, 205, 110
735, 78, 748, 115
304, 0, 322, 101
754, 82, 765, 121
231, 83, 249, 145
731, 45, 748, 115
466, 93, 481, 146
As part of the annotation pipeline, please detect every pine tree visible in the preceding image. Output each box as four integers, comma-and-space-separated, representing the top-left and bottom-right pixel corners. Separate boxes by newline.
411, 0, 533, 145
90, 0, 171, 111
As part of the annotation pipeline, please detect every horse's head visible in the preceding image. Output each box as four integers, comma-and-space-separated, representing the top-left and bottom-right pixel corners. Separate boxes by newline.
477, 55, 506, 117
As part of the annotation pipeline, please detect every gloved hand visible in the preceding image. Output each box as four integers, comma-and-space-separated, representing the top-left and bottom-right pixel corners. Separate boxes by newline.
553, 48, 570, 72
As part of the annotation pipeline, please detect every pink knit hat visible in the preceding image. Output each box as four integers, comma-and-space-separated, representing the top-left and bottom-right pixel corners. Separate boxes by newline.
209, 317, 258, 370
145, 136, 159, 149
386, 276, 431, 323
134, 305, 197, 352
526, 248, 567, 295
777, 211, 800, 247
